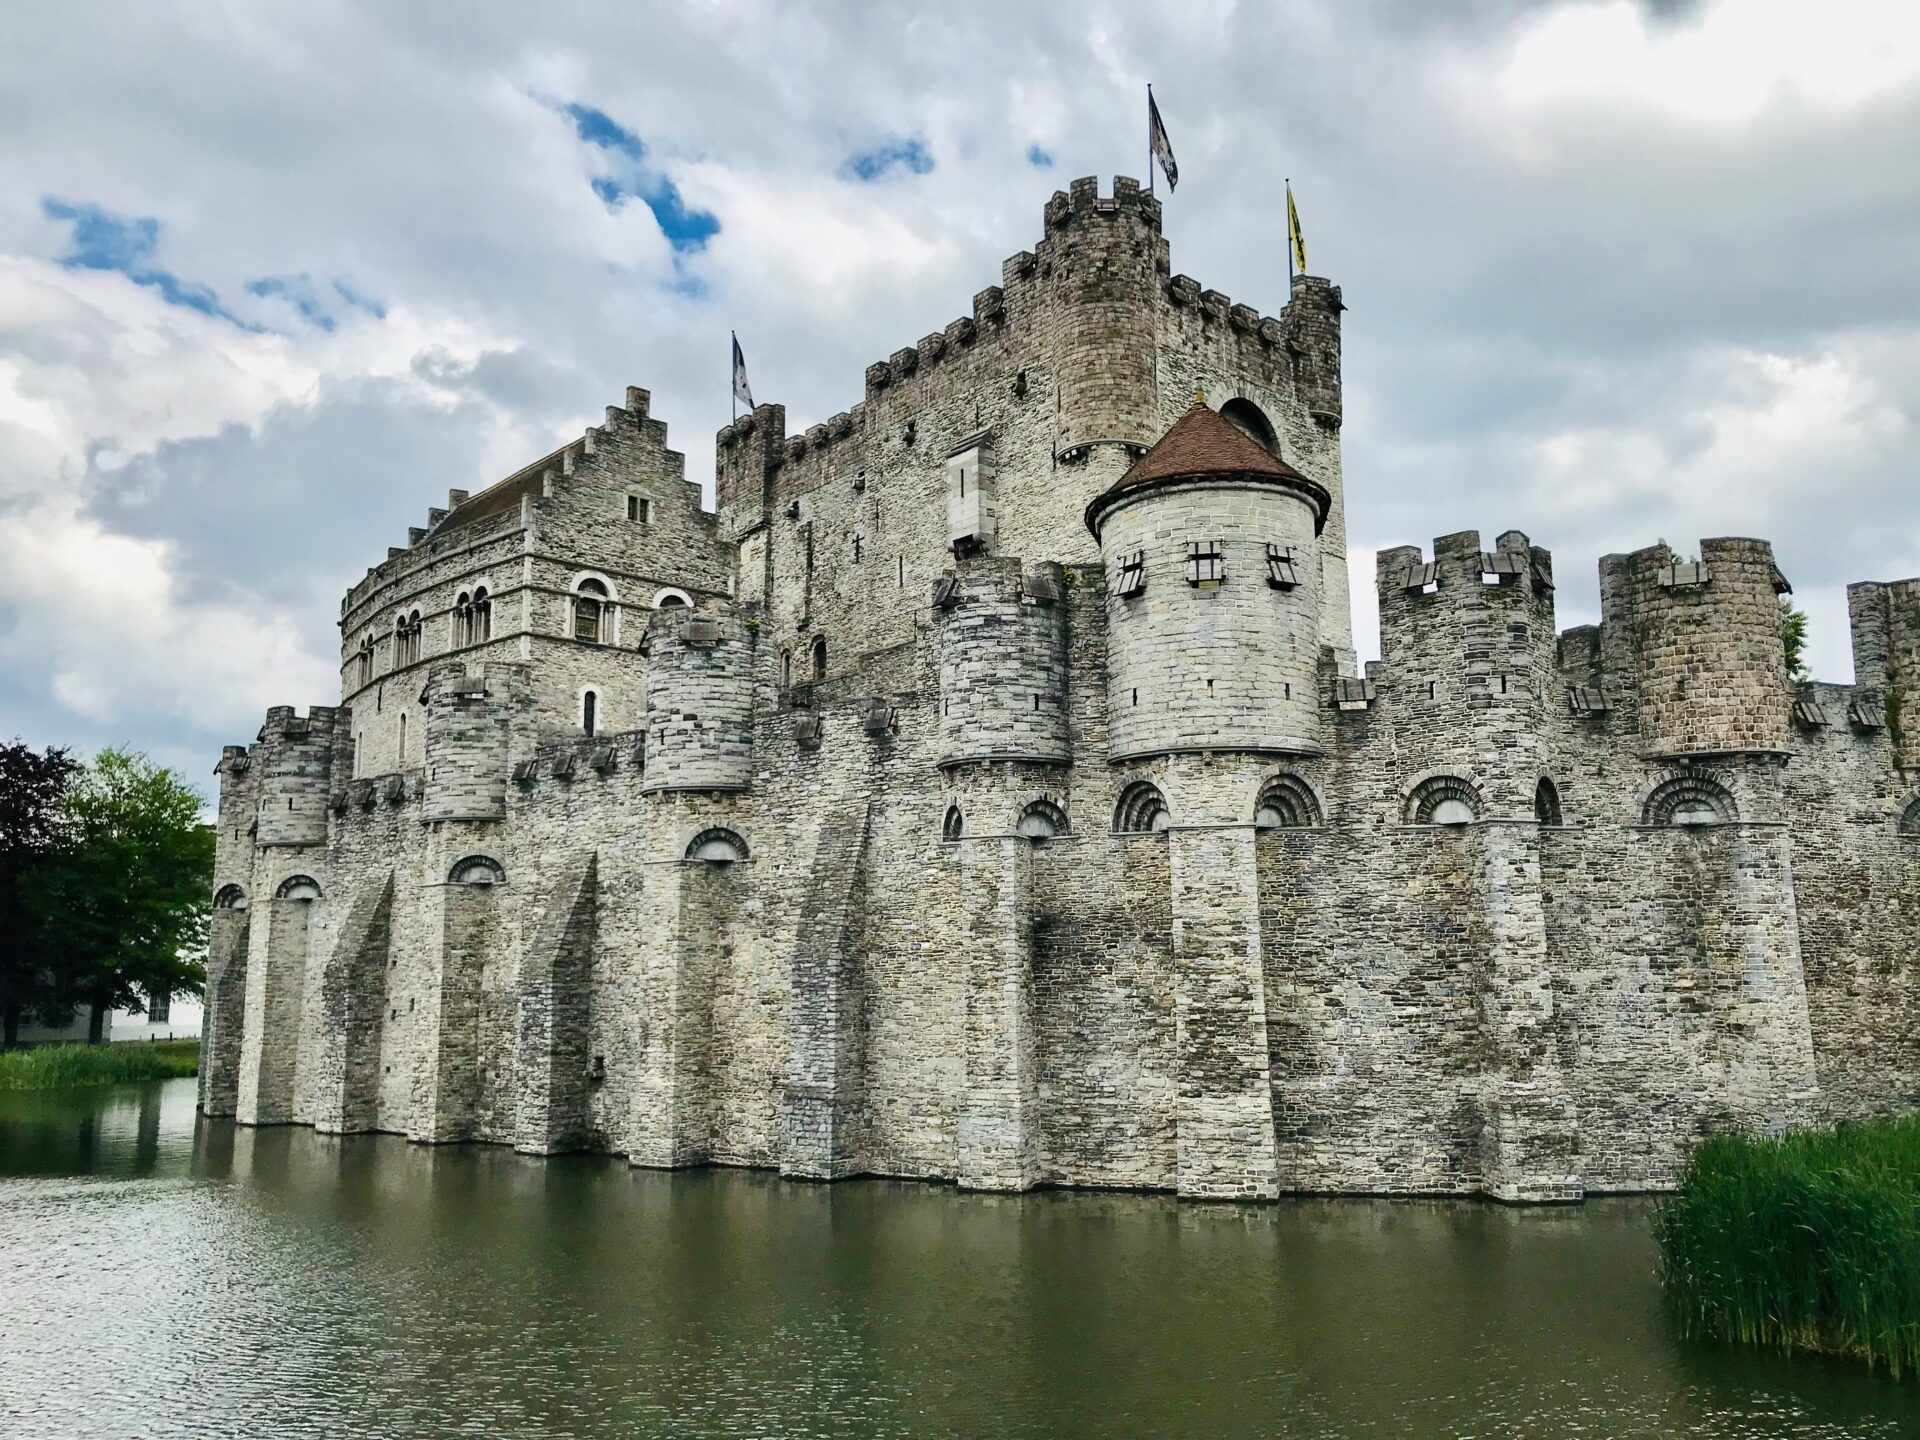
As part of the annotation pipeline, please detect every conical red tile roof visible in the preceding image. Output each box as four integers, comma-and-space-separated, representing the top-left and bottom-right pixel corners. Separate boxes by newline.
1085, 400, 1330, 535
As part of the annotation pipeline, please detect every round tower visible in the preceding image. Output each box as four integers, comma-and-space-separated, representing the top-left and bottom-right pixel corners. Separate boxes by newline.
934, 558, 1070, 769
1620, 537, 1792, 758
255, 706, 337, 847
1088, 402, 1331, 761
1043, 176, 1166, 505
643, 606, 755, 793
421, 662, 526, 823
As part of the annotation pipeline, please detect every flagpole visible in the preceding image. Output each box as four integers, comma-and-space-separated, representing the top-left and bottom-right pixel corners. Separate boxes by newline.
1146, 84, 1154, 195
1285, 180, 1295, 287
730, 331, 737, 424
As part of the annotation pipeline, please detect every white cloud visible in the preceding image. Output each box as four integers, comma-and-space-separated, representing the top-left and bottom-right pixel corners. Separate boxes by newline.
1496, 0, 1920, 124
0, 0, 1916, 765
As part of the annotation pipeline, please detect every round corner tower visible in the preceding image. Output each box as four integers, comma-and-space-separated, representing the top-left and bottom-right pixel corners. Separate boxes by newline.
1620, 537, 1792, 758
934, 558, 1071, 769
255, 706, 338, 847
1087, 401, 1331, 762
1041, 176, 1167, 514
643, 606, 756, 794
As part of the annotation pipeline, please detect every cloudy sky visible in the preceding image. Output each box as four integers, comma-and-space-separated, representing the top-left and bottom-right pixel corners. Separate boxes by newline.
3, 0, 1918, 782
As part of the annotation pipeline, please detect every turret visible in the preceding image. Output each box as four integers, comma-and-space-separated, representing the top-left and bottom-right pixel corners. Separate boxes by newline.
1041, 176, 1167, 504
255, 706, 339, 847
421, 662, 532, 823
643, 605, 756, 793
1375, 530, 1557, 813
1283, 274, 1344, 430
934, 558, 1070, 768
1087, 401, 1331, 761
1603, 538, 1792, 759
715, 402, 786, 542
1849, 577, 1920, 767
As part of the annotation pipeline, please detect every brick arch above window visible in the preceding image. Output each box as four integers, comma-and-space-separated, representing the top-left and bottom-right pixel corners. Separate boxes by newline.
1406, 774, 1479, 826
1256, 773, 1323, 828
1644, 774, 1737, 827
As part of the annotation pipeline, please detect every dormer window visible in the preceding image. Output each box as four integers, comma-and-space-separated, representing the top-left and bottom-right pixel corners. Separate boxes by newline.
1112, 550, 1146, 598
1186, 540, 1225, 589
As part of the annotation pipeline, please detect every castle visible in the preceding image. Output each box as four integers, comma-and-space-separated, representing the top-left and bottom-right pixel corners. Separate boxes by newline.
199, 176, 1920, 1202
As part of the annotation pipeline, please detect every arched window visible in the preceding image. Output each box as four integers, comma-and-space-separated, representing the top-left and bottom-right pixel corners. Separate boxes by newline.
1219, 397, 1280, 455
781, 650, 793, 690
213, 884, 247, 911
581, 688, 598, 737
1900, 797, 1920, 836
454, 591, 472, 648
1015, 799, 1069, 842
276, 875, 322, 902
574, 578, 610, 643
472, 588, 491, 643
448, 855, 505, 886
811, 636, 828, 681
1255, 774, 1323, 828
1407, 775, 1480, 826
398, 711, 408, 762
652, 588, 692, 610
356, 633, 374, 687
1535, 777, 1563, 827
1114, 781, 1171, 833
942, 805, 965, 841
686, 827, 748, 863
394, 610, 422, 667
1644, 774, 1736, 827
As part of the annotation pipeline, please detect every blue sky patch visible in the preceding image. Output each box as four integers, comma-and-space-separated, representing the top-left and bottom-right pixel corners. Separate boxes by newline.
841, 136, 934, 182
1027, 144, 1055, 167
247, 274, 337, 331
43, 198, 230, 319
556, 100, 719, 254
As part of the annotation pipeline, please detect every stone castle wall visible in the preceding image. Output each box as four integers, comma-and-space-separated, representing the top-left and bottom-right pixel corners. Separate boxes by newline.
199, 176, 1920, 1202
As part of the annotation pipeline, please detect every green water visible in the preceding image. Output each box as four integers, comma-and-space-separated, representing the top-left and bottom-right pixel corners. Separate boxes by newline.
0, 1080, 1910, 1438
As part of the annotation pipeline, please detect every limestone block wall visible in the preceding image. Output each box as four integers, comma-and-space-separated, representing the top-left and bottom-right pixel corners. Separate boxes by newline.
1099, 479, 1325, 760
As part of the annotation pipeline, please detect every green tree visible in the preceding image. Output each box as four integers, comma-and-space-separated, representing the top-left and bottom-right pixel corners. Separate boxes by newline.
35, 749, 215, 1043
0, 741, 79, 1047
1781, 597, 1812, 686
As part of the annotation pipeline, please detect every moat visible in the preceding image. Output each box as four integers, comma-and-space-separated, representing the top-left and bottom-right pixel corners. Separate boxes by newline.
1, 1080, 1910, 1439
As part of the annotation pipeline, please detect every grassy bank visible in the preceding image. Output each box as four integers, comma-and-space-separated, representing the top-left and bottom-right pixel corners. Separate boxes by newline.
0, 1040, 199, 1091
1656, 1116, 1920, 1378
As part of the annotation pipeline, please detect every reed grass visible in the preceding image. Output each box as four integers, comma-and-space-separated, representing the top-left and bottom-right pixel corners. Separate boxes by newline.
0, 1039, 199, 1091
1656, 1116, 1920, 1378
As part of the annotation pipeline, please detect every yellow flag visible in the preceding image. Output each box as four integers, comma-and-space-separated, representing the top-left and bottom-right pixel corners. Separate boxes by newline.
1287, 183, 1308, 274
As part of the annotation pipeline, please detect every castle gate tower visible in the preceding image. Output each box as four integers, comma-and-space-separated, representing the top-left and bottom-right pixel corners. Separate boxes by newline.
1086, 402, 1335, 1198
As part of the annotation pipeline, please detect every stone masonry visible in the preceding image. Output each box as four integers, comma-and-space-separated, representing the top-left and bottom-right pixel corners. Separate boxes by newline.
199, 177, 1920, 1202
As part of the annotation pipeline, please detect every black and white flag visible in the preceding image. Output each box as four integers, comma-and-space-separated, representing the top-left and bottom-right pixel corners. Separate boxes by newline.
1148, 87, 1177, 192
731, 331, 754, 410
